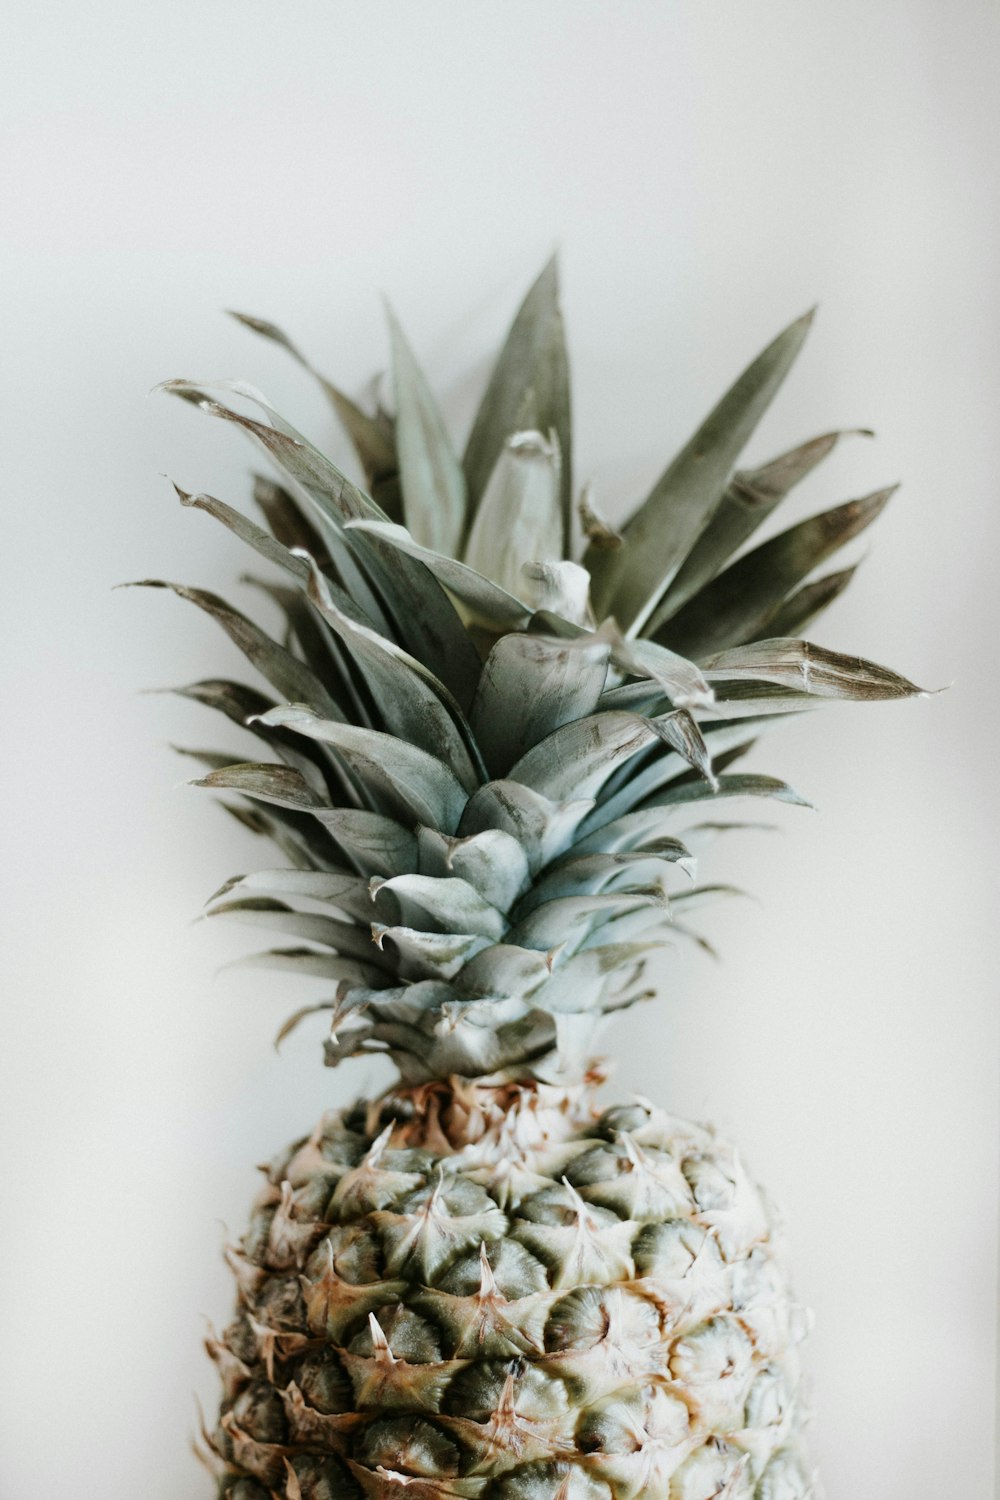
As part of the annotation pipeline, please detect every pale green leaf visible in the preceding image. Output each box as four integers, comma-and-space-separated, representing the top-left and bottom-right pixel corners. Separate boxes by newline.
463, 255, 572, 550
371, 874, 506, 941
387, 305, 466, 556
345, 518, 531, 632
654, 428, 871, 619
464, 431, 562, 597
470, 628, 612, 777
303, 557, 483, 789
659, 486, 895, 659
459, 780, 594, 873
416, 826, 531, 912
585, 309, 815, 632
702, 638, 924, 701
254, 704, 469, 833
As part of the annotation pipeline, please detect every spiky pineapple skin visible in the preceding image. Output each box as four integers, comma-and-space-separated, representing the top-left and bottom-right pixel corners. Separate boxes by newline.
208, 1088, 816, 1500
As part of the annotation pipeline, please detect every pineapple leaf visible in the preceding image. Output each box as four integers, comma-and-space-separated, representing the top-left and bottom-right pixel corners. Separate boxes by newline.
208, 898, 394, 966
657, 486, 895, 659
253, 705, 470, 834
416, 826, 531, 912
303, 556, 484, 790
761, 564, 858, 639
462, 254, 572, 552
463, 431, 562, 598
460, 781, 594, 873
228, 310, 399, 492
319, 809, 419, 879
655, 428, 873, 618
130, 580, 343, 720
193, 761, 330, 813
371, 874, 506, 942
470, 628, 612, 778
701, 639, 925, 701
213, 868, 376, 923
345, 518, 531, 632
161, 381, 480, 706
223, 948, 389, 986
585, 309, 815, 633
386, 304, 467, 556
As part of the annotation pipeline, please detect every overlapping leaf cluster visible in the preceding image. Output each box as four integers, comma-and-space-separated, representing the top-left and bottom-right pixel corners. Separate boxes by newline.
143, 259, 920, 1083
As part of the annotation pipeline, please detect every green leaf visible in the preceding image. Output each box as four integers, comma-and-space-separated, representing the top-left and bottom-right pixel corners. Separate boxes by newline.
760, 565, 858, 639
583, 717, 772, 834
387, 305, 467, 556
647, 772, 813, 811
507, 891, 665, 953
252, 475, 334, 565
320, 809, 419, 879
613, 638, 714, 712
345, 518, 531, 632
160, 381, 479, 707
509, 708, 712, 805
304, 557, 483, 789
210, 868, 374, 923
371, 874, 506, 941
518, 850, 692, 908
416, 826, 531, 912
373, 925, 492, 982
464, 431, 562, 597
254, 705, 470, 834
459, 780, 594, 873
470, 628, 612, 778
462, 255, 572, 551
208, 898, 389, 967
453, 944, 551, 1000
509, 711, 656, 803
228, 310, 399, 495
659, 486, 895, 660
193, 761, 331, 813
701, 638, 924, 701
585, 309, 815, 632
222, 947, 389, 987
652, 428, 871, 620
173, 484, 311, 585
130, 580, 343, 720
569, 807, 701, 858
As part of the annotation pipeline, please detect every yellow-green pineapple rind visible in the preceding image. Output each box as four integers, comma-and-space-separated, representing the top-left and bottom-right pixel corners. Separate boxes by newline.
206, 1092, 815, 1500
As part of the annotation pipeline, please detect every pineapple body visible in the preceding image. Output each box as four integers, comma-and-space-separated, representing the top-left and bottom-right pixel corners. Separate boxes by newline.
151, 262, 921, 1498
211, 1085, 815, 1499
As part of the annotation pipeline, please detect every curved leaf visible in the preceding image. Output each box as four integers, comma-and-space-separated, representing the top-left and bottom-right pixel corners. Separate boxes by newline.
760, 565, 858, 639
462, 255, 572, 551
585, 309, 814, 632
464, 431, 562, 596
459, 780, 594, 873
416, 826, 531, 912
304, 558, 483, 789
702, 638, 924, 701
371, 874, 506, 941
654, 428, 872, 619
254, 705, 469, 834
129, 580, 343, 720
320, 809, 418, 879
387, 305, 466, 556
659, 486, 895, 659
345, 518, 531, 632
470, 628, 612, 778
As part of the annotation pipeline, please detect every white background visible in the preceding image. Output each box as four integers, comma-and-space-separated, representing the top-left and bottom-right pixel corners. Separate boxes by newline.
1, 4, 997, 1496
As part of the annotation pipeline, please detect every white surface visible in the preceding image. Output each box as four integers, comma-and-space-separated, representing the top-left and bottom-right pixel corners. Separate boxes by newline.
1, 4, 997, 1496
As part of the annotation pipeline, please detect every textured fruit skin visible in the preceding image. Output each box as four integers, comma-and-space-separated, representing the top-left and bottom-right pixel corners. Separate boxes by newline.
206, 1085, 817, 1499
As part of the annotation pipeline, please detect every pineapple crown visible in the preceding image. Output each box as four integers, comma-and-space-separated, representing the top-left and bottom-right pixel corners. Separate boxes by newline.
137, 256, 921, 1087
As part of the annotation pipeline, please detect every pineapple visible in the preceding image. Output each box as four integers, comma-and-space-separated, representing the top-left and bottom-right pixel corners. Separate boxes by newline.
143, 258, 921, 1500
